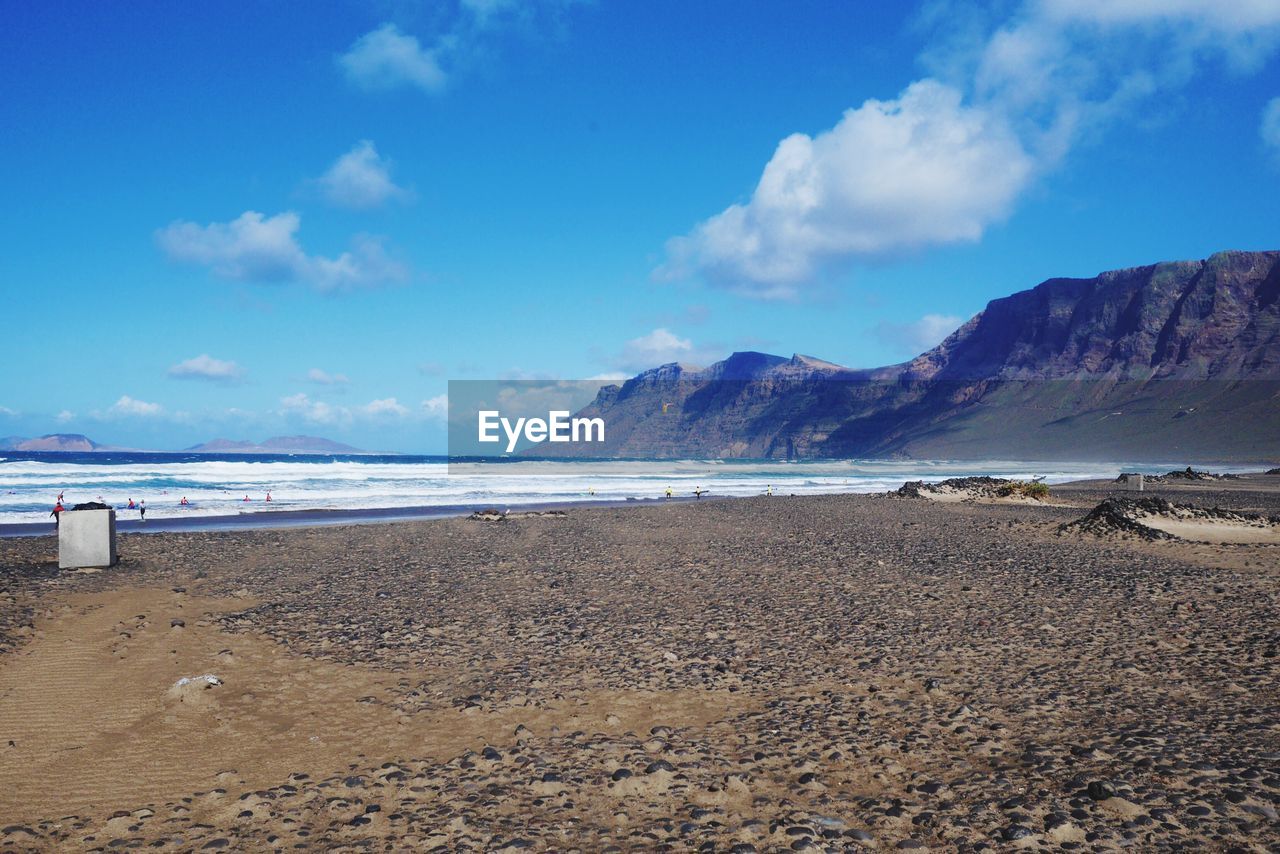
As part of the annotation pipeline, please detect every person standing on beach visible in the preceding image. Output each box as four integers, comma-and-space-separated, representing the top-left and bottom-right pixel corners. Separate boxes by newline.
139, 500, 146, 521
51, 500, 64, 528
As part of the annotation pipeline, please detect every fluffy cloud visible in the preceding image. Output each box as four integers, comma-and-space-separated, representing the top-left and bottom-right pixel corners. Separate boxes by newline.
361, 397, 409, 417
156, 211, 407, 291
56, 409, 74, 422
876, 313, 966, 356
1038, 0, 1280, 38
340, 4, 583, 96
318, 141, 411, 210
1263, 97, 1280, 152
422, 394, 449, 420
168, 354, 245, 382
660, 81, 1034, 298
338, 24, 446, 93
280, 394, 424, 425
280, 393, 348, 426
663, 0, 1280, 298
617, 328, 721, 371
307, 368, 351, 386
108, 395, 164, 418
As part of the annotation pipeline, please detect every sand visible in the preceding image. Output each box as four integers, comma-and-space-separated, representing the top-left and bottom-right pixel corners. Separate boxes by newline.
1, 479, 1278, 851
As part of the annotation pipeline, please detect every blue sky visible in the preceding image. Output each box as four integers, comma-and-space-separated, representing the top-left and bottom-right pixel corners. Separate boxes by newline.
2, 0, 1279, 452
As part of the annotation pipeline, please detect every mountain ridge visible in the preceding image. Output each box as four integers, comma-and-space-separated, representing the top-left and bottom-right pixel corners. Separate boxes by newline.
551, 250, 1280, 462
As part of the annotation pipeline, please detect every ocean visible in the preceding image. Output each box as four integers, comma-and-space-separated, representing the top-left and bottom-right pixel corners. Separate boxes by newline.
0, 451, 1224, 530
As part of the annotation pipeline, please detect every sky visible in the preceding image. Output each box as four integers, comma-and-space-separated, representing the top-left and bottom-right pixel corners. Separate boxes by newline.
2, 0, 1279, 453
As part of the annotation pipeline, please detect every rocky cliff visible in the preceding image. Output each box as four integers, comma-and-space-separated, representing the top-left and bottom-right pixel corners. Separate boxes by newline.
555, 251, 1280, 462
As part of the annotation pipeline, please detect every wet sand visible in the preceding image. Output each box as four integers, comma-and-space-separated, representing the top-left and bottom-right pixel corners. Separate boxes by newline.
1, 478, 1278, 851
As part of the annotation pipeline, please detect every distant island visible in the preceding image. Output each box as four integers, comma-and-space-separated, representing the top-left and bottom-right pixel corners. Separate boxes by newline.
0, 433, 109, 452
185, 436, 366, 454
0, 434, 366, 454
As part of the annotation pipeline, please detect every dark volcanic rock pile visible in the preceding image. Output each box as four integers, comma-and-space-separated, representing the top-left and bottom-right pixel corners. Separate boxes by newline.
1060, 497, 1180, 540
892, 476, 1011, 499
1116, 468, 1242, 485
1063, 496, 1280, 540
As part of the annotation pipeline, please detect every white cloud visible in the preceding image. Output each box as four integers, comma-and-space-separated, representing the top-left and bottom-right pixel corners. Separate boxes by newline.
1263, 97, 1280, 152
338, 24, 446, 93
307, 368, 351, 386
318, 141, 411, 210
422, 394, 449, 420
108, 396, 164, 418
584, 372, 630, 382
280, 393, 423, 425
56, 409, 74, 422
876, 313, 966, 356
0, 405, 16, 416
617, 328, 721, 371
1039, 0, 1280, 36
168, 354, 245, 382
663, 0, 1280, 298
361, 397, 409, 418
280, 393, 348, 426
156, 211, 407, 291
660, 81, 1035, 299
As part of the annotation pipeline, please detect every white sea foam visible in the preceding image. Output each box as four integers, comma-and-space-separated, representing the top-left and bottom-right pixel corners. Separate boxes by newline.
0, 457, 1228, 526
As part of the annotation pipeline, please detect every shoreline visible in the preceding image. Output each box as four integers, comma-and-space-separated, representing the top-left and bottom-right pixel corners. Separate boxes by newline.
0, 494, 718, 538
6, 468, 1276, 538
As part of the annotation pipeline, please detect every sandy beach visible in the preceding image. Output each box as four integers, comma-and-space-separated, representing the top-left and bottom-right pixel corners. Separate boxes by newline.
1, 476, 1278, 851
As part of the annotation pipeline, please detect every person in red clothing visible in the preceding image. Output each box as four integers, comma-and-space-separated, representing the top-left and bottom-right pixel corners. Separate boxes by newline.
51, 500, 64, 528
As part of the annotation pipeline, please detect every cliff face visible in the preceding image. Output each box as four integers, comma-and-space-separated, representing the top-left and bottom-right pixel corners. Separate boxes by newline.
906, 251, 1280, 382
555, 251, 1280, 462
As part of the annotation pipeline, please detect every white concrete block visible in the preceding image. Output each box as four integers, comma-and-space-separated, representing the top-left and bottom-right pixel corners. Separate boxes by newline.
59, 509, 118, 569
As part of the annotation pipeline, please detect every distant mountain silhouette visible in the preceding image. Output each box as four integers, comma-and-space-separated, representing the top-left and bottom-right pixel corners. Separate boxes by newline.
0, 433, 104, 452
546, 250, 1280, 462
185, 435, 364, 454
